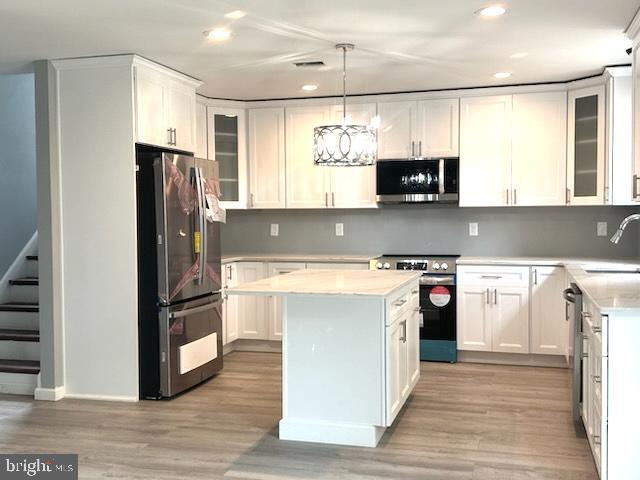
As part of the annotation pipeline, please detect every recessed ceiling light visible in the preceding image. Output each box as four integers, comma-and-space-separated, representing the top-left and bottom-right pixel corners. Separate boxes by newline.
476, 5, 507, 17
205, 28, 231, 41
301, 84, 318, 92
225, 10, 246, 19
510, 52, 528, 59
493, 72, 512, 79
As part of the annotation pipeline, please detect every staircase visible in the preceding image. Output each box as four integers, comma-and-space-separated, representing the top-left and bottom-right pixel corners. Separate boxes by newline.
0, 254, 39, 394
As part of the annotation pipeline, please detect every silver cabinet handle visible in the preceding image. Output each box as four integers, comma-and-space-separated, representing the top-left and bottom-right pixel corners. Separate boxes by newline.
634, 174, 640, 199
411, 289, 419, 294
325, 192, 329, 207
513, 188, 517, 205
394, 299, 407, 307
532, 268, 538, 285
593, 435, 601, 445
419, 140, 422, 157
581, 311, 592, 319
331, 192, 335, 207
506, 189, 510, 205
486, 288, 490, 305
582, 353, 589, 358
250, 193, 254, 208
167, 128, 173, 145
493, 288, 497, 305
400, 320, 407, 343
172, 128, 177, 146
566, 188, 571, 205
480, 275, 502, 279
592, 326, 602, 333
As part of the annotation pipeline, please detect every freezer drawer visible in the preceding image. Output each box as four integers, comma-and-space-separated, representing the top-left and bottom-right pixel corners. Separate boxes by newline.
160, 295, 223, 397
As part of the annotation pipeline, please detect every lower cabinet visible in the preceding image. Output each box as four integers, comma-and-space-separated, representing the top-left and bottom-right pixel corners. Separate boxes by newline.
385, 288, 420, 426
236, 262, 268, 339
222, 263, 239, 345
457, 265, 566, 356
266, 262, 307, 340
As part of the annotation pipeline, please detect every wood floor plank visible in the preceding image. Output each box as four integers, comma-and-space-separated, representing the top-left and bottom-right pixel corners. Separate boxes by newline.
0, 352, 597, 479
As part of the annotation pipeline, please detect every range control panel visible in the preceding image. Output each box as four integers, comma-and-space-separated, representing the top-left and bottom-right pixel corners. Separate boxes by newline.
370, 256, 458, 274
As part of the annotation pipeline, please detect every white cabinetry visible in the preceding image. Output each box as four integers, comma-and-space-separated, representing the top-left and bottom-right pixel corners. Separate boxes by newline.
378, 98, 459, 159
305, 262, 369, 270
459, 95, 512, 206
512, 92, 567, 206
457, 265, 530, 353
222, 263, 239, 345
567, 85, 606, 205
134, 63, 199, 153
236, 262, 268, 339
207, 107, 247, 209
634, 41, 640, 201
530, 266, 567, 355
266, 262, 306, 340
248, 107, 286, 208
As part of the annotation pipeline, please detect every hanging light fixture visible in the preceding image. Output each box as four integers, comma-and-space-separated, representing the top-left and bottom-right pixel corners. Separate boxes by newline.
313, 44, 377, 166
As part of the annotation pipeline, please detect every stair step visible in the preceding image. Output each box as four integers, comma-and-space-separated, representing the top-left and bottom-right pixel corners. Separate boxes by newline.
25, 255, 38, 261
9, 277, 38, 286
0, 359, 39, 375
0, 303, 39, 313
0, 329, 39, 342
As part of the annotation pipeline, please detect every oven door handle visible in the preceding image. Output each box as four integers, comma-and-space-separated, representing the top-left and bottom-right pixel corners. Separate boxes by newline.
438, 158, 445, 195
419, 275, 455, 286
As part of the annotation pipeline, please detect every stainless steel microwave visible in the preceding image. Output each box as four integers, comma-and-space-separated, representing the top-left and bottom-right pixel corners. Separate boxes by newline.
376, 158, 459, 204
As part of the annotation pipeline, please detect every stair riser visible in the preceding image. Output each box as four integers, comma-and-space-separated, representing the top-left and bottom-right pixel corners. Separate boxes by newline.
23, 262, 38, 279
0, 312, 38, 330
0, 372, 37, 395
8, 285, 39, 303
0, 341, 39, 361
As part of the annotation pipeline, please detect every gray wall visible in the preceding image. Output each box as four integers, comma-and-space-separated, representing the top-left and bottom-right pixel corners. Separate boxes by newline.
0, 73, 36, 276
222, 205, 640, 259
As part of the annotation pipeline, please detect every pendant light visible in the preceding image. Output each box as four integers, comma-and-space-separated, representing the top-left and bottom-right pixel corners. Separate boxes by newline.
313, 44, 377, 166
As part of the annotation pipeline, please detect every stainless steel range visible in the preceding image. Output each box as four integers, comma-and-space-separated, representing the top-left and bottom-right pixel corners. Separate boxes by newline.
371, 255, 459, 363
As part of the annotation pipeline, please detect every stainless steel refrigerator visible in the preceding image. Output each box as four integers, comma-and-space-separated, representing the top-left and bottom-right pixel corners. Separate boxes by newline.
136, 145, 223, 399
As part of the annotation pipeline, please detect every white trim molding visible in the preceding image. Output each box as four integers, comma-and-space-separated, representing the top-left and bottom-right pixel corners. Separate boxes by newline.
34, 386, 65, 401
626, 6, 640, 42
62, 393, 138, 402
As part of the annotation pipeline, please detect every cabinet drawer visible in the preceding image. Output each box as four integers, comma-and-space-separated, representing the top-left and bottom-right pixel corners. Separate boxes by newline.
458, 265, 530, 287
387, 285, 418, 325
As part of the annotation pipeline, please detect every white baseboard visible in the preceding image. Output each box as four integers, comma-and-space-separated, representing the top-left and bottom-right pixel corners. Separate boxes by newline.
0, 372, 37, 396
457, 350, 569, 368
279, 419, 385, 448
62, 392, 139, 402
34, 386, 65, 401
0, 231, 38, 304
229, 339, 282, 353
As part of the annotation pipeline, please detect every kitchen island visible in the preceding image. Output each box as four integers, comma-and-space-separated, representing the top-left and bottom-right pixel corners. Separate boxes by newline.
227, 269, 421, 447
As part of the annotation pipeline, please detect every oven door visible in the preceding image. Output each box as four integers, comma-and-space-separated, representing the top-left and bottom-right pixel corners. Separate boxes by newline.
376, 158, 458, 203
419, 276, 456, 341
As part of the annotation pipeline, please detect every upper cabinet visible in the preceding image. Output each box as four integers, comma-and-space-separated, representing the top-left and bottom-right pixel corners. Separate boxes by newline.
248, 107, 286, 209
134, 64, 199, 153
567, 85, 606, 205
207, 107, 247, 209
378, 98, 459, 159
512, 92, 567, 206
460, 92, 567, 207
459, 95, 512, 207
628, 15, 640, 202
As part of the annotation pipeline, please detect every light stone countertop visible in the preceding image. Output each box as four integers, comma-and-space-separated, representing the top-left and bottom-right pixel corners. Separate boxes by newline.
221, 254, 376, 264
226, 269, 421, 297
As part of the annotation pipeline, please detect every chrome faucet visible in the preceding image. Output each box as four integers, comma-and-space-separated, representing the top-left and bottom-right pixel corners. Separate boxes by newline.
610, 213, 640, 244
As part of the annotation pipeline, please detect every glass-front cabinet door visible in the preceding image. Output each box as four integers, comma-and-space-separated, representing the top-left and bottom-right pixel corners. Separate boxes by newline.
567, 85, 605, 205
207, 107, 247, 209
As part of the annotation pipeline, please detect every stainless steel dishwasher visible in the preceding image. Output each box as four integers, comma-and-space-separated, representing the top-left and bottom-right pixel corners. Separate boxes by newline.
563, 283, 583, 425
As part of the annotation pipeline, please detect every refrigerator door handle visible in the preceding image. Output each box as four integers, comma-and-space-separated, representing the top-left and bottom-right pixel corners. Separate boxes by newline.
200, 166, 208, 283
169, 299, 222, 319
194, 166, 205, 284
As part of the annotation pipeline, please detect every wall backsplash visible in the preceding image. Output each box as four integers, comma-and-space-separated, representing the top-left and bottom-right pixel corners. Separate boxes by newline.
221, 205, 640, 259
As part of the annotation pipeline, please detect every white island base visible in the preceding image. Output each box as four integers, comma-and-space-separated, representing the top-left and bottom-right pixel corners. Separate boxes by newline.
227, 269, 421, 448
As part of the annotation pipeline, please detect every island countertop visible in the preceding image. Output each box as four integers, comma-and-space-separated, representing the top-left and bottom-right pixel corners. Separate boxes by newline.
226, 269, 421, 297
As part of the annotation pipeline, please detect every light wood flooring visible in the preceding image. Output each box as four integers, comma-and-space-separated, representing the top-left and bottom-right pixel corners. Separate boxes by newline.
0, 352, 597, 479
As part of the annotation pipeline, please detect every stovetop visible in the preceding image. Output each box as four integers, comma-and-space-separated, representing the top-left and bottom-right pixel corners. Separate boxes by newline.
373, 254, 460, 273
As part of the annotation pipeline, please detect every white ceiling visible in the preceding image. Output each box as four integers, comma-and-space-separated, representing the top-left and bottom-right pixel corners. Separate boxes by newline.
0, 0, 637, 100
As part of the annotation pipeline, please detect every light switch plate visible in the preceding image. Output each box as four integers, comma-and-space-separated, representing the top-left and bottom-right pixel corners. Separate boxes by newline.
270, 224, 279, 237
597, 222, 607, 237
469, 222, 479, 237
335, 223, 344, 236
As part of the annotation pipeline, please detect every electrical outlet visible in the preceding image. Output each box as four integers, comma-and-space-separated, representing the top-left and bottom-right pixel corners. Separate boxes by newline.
270, 224, 279, 237
597, 222, 607, 237
469, 222, 479, 237
335, 223, 344, 236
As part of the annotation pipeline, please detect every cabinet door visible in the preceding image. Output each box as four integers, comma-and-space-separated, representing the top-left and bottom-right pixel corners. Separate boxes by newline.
285, 106, 331, 208
457, 286, 492, 351
195, 102, 208, 159
492, 287, 529, 353
378, 101, 417, 159
530, 266, 567, 355
166, 83, 196, 153
406, 305, 420, 387
606, 73, 634, 206
567, 86, 606, 205
416, 98, 459, 157
208, 107, 248, 209
329, 103, 377, 208
236, 262, 268, 339
459, 96, 513, 206
512, 92, 567, 206
385, 317, 408, 426
135, 66, 168, 148
634, 46, 640, 202
222, 263, 239, 345
248, 108, 286, 208
266, 262, 306, 341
